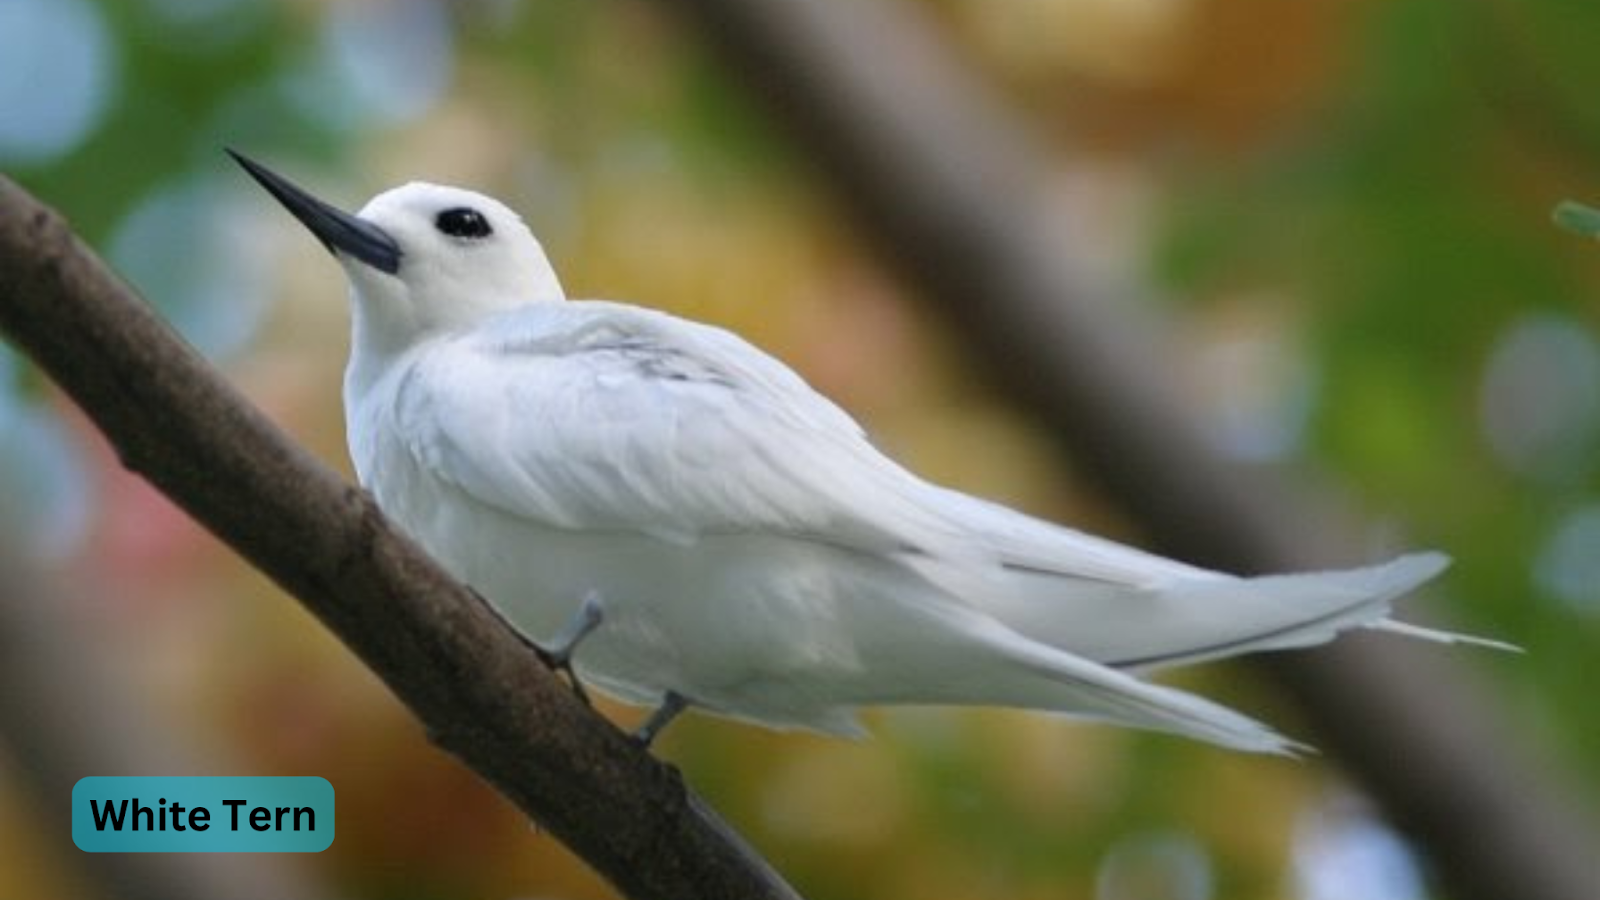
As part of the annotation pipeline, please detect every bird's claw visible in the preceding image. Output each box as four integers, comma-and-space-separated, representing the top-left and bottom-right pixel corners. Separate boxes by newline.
632, 691, 690, 748
535, 645, 592, 707
472, 585, 602, 707
535, 591, 605, 706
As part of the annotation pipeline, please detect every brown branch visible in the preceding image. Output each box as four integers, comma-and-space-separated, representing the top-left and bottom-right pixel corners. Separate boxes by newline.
0, 176, 801, 900
661, 1, 1600, 899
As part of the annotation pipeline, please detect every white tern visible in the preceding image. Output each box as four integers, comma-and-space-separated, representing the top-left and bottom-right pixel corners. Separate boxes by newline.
232, 151, 1502, 753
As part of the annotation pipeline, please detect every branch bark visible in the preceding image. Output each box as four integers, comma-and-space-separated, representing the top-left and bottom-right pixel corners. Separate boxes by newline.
660, 1, 1600, 899
0, 176, 800, 900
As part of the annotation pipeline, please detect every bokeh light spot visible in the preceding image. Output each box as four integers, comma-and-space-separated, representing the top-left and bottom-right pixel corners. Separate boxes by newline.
1534, 504, 1600, 615
108, 176, 275, 360
1479, 314, 1600, 482
283, 0, 454, 131
1095, 830, 1213, 900
0, 391, 91, 560
1183, 297, 1314, 462
1293, 794, 1425, 900
0, 0, 115, 164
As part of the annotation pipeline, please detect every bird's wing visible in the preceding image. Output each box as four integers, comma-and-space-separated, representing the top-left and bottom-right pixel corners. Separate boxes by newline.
392, 301, 959, 552
393, 300, 1225, 589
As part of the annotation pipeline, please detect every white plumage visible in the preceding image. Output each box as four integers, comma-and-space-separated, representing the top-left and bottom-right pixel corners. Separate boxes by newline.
235, 154, 1500, 754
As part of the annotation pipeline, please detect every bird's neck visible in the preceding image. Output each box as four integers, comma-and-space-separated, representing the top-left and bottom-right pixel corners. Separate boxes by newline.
343, 290, 442, 401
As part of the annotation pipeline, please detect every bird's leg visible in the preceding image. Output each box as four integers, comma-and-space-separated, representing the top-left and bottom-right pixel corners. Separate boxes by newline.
534, 590, 605, 706
469, 586, 598, 705
633, 691, 690, 748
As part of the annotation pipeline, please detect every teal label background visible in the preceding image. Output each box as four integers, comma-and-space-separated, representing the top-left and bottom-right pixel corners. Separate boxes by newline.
73, 776, 334, 852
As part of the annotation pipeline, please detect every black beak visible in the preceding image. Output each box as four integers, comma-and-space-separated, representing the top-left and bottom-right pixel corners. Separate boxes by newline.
228, 149, 403, 275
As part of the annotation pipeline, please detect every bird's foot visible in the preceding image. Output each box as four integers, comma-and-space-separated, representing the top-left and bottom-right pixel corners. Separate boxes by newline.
632, 691, 690, 748
534, 590, 605, 706
469, 586, 598, 705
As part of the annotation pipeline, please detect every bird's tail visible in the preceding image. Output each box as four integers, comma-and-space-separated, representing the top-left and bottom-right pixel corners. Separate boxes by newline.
869, 604, 1312, 754
987, 634, 1311, 754
1115, 552, 1516, 669
909, 553, 1511, 753
971, 552, 1512, 673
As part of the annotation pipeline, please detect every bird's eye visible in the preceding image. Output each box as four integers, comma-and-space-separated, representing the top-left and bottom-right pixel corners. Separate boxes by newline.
435, 207, 493, 239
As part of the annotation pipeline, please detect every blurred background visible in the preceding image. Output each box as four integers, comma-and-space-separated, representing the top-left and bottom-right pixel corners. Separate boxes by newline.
2, 0, 1598, 898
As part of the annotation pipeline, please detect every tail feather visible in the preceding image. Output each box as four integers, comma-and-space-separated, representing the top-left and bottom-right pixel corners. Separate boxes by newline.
1021, 660, 1309, 755
934, 614, 1309, 754
1106, 552, 1457, 670
976, 551, 1483, 672
933, 551, 1510, 753
1367, 617, 1522, 652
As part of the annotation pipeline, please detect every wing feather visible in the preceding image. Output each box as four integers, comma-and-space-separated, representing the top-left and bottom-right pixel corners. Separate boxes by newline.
392, 300, 1223, 595
394, 301, 952, 552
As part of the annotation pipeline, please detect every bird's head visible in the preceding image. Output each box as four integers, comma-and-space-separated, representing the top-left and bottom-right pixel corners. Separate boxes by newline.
230, 151, 566, 352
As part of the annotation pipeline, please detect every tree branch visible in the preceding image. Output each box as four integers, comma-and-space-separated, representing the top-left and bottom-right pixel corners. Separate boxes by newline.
660, 1, 1600, 899
0, 176, 801, 900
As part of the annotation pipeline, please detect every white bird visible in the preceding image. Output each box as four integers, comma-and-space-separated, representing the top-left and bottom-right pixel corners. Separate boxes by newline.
231, 151, 1501, 754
